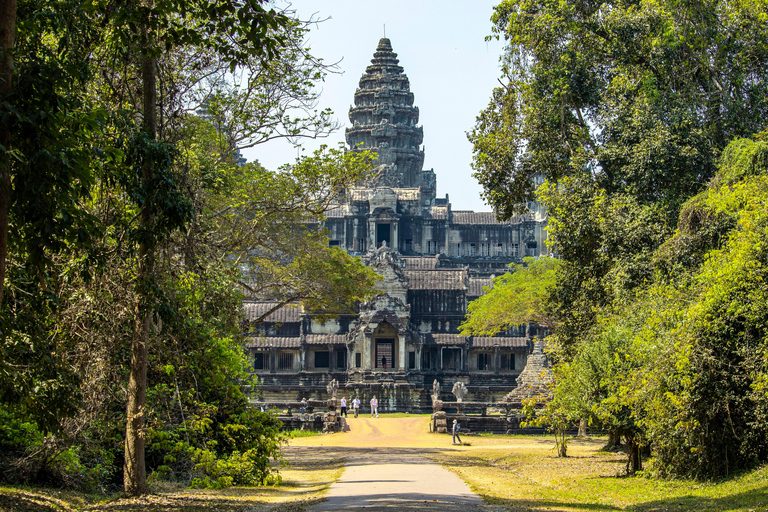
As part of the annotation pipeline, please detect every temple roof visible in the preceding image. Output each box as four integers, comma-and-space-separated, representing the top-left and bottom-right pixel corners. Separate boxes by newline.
468, 277, 493, 297
244, 336, 300, 348
451, 211, 522, 225
471, 336, 528, 348
405, 269, 467, 290
243, 302, 302, 323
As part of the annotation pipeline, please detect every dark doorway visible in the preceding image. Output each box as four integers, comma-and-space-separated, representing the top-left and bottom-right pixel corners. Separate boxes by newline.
336, 349, 346, 369
376, 223, 391, 248
376, 339, 394, 368
254, 352, 265, 370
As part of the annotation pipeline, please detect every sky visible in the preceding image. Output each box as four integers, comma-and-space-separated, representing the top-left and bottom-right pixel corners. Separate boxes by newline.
241, 0, 506, 213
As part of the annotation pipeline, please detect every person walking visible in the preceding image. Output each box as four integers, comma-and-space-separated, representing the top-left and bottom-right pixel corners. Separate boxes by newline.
452, 419, 462, 445
370, 395, 378, 418
352, 396, 360, 418
340, 396, 348, 417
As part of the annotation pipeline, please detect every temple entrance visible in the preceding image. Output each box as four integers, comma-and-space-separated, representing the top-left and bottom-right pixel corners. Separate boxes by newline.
376, 223, 391, 248
371, 321, 398, 370
442, 348, 461, 370
375, 339, 394, 369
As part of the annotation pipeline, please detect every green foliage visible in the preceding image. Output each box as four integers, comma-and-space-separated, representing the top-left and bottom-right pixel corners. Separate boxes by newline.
545, 136, 768, 478
474, 0, 768, 217
460, 256, 560, 335
0, 0, 374, 494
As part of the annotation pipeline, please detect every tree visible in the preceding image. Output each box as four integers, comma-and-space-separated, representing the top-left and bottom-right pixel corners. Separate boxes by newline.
460, 256, 560, 336
473, 0, 768, 218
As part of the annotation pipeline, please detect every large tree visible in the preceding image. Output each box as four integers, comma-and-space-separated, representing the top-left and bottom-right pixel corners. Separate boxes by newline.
472, 0, 768, 218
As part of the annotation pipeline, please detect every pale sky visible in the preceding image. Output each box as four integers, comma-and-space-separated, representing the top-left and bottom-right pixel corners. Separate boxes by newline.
242, 0, 506, 212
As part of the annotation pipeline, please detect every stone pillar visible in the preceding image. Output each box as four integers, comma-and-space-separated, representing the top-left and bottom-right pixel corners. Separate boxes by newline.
399, 334, 406, 370
416, 345, 422, 371
494, 346, 500, 374
392, 222, 398, 251
329, 348, 334, 372
368, 218, 376, 250
300, 344, 307, 371
461, 346, 468, 372
269, 348, 276, 374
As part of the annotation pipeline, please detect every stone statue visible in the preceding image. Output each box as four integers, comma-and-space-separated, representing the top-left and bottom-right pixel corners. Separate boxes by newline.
326, 378, 338, 398
432, 379, 441, 401
452, 381, 468, 402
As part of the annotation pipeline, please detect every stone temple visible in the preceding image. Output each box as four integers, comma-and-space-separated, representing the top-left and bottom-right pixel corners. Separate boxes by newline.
244, 38, 548, 411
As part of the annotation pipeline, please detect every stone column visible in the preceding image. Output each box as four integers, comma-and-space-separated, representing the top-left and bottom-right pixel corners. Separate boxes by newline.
368, 218, 376, 249
461, 346, 468, 372
269, 348, 276, 374
416, 345, 422, 371
494, 346, 500, 374
399, 334, 406, 370
392, 222, 398, 251
329, 347, 334, 373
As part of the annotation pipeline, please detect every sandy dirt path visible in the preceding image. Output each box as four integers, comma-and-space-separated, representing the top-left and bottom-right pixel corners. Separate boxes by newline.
287, 416, 485, 511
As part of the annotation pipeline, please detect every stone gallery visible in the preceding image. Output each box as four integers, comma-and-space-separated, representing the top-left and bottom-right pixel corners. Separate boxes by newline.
244, 38, 549, 411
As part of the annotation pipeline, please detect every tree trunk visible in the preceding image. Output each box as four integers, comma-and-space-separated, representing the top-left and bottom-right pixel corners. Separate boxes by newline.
625, 433, 642, 475
0, 0, 17, 307
124, 49, 157, 498
577, 418, 587, 437
604, 428, 621, 450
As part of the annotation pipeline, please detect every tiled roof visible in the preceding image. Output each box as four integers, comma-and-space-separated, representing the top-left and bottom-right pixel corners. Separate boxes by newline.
305, 334, 350, 345
451, 211, 522, 225
405, 269, 466, 290
325, 206, 346, 218
468, 278, 492, 297
403, 257, 440, 269
244, 336, 300, 348
243, 302, 302, 323
471, 336, 529, 348
424, 333, 466, 345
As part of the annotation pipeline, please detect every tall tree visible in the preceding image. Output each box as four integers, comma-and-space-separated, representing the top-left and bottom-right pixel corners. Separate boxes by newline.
0, 0, 16, 307
98, 1, 293, 495
472, 0, 768, 218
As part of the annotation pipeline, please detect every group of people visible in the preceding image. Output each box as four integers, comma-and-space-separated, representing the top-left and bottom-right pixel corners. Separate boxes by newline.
336, 395, 379, 418
298, 394, 463, 444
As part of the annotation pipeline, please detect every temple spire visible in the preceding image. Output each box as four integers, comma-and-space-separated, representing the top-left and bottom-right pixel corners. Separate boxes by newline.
346, 38, 427, 190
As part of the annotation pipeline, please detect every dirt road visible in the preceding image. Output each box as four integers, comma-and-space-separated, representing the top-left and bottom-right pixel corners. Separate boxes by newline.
287, 416, 485, 511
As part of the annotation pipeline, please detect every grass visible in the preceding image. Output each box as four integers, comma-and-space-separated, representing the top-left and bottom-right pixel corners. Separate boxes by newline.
2, 431, 768, 511
428, 434, 768, 511
284, 429, 320, 438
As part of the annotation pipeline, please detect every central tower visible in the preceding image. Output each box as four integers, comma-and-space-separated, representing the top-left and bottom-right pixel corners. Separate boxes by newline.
346, 38, 431, 193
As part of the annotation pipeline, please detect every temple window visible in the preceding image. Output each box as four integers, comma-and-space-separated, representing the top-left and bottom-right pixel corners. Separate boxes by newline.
314, 351, 329, 368
277, 352, 293, 371
478, 353, 490, 371
253, 352, 266, 370
336, 350, 346, 369
500, 353, 516, 371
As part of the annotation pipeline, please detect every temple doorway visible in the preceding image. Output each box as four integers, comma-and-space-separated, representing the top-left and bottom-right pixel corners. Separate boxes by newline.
376, 223, 391, 248
371, 321, 398, 370
375, 339, 393, 369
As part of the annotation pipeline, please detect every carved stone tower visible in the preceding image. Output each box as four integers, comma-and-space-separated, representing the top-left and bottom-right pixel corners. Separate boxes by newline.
346, 38, 433, 194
